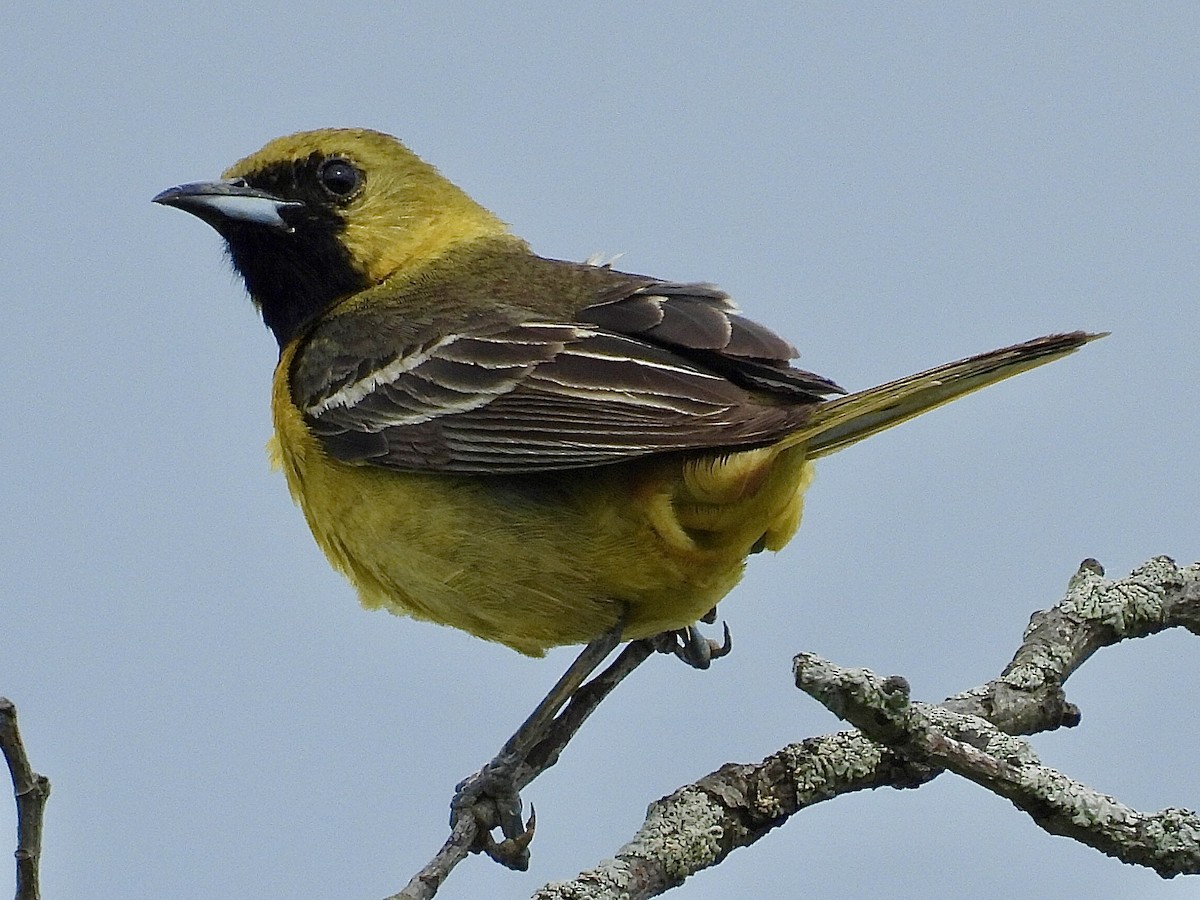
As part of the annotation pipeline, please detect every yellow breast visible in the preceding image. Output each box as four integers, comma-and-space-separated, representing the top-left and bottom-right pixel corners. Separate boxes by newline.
268, 343, 814, 655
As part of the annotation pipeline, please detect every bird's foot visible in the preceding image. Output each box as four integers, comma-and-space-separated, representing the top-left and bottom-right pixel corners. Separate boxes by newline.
451, 761, 536, 870
652, 620, 732, 669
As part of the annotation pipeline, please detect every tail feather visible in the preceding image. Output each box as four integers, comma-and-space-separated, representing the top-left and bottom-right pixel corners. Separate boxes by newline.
788, 331, 1105, 458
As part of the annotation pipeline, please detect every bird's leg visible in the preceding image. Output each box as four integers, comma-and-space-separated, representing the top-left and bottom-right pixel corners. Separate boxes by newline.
451, 617, 627, 868
450, 606, 732, 868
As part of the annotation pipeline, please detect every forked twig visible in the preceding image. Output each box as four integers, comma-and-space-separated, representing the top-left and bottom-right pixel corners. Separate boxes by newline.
534, 557, 1200, 898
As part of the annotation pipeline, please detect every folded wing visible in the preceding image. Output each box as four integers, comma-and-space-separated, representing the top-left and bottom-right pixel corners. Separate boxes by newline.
295, 283, 842, 473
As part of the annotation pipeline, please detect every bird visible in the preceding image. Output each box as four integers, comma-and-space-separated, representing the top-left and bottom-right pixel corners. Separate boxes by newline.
155, 129, 1100, 863
153, 128, 1098, 664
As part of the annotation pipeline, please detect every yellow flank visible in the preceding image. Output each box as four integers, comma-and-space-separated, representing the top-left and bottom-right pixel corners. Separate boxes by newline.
270, 341, 814, 654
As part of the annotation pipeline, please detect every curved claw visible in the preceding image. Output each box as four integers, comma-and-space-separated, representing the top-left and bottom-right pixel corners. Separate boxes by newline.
655, 621, 734, 669
451, 767, 523, 836
710, 621, 733, 661
478, 805, 536, 871
452, 769, 537, 870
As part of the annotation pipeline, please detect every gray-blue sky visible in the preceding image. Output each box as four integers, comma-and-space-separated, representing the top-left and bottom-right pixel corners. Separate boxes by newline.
4, 4, 1197, 898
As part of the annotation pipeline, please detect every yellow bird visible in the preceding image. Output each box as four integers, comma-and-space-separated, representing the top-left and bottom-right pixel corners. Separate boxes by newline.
154, 128, 1098, 661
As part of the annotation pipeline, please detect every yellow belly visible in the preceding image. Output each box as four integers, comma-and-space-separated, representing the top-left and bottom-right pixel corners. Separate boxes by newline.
270, 356, 813, 655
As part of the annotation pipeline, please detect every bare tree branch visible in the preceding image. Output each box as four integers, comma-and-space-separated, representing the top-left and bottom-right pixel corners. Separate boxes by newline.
535, 556, 1200, 899
942, 556, 1200, 731
5, 559, 1195, 898
531, 731, 916, 900
795, 653, 1200, 877
1, 698, 50, 900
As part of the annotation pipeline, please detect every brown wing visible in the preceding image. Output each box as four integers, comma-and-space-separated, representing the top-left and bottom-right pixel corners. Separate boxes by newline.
294, 280, 843, 473
576, 284, 843, 398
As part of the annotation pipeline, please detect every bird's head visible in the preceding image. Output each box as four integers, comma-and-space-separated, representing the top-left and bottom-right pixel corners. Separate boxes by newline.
154, 128, 508, 346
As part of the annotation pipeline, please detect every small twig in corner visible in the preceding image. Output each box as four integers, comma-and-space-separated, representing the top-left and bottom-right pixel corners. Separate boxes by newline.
1, 697, 50, 900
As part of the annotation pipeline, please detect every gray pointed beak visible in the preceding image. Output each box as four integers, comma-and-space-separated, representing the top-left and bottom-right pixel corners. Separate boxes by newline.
152, 180, 305, 232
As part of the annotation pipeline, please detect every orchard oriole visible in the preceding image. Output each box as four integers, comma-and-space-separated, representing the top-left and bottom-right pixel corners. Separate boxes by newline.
155, 128, 1099, 862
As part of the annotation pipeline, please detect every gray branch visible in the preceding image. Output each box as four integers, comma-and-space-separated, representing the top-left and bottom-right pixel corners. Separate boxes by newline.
1, 697, 51, 900
535, 556, 1200, 899
794, 654, 1200, 877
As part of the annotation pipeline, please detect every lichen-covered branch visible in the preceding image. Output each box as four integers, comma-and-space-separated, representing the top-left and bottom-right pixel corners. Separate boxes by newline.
942, 556, 1200, 733
537, 556, 1200, 899
1, 697, 50, 900
531, 731, 914, 900
795, 653, 1200, 877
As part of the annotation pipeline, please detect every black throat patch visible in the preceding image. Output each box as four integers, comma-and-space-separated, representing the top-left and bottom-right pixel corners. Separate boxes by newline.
221, 155, 372, 348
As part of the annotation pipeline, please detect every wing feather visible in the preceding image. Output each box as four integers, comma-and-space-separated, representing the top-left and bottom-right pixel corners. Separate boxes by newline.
294, 276, 842, 473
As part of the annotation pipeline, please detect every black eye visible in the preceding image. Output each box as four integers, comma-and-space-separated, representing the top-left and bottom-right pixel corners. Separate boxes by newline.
318, 158, 362, 197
